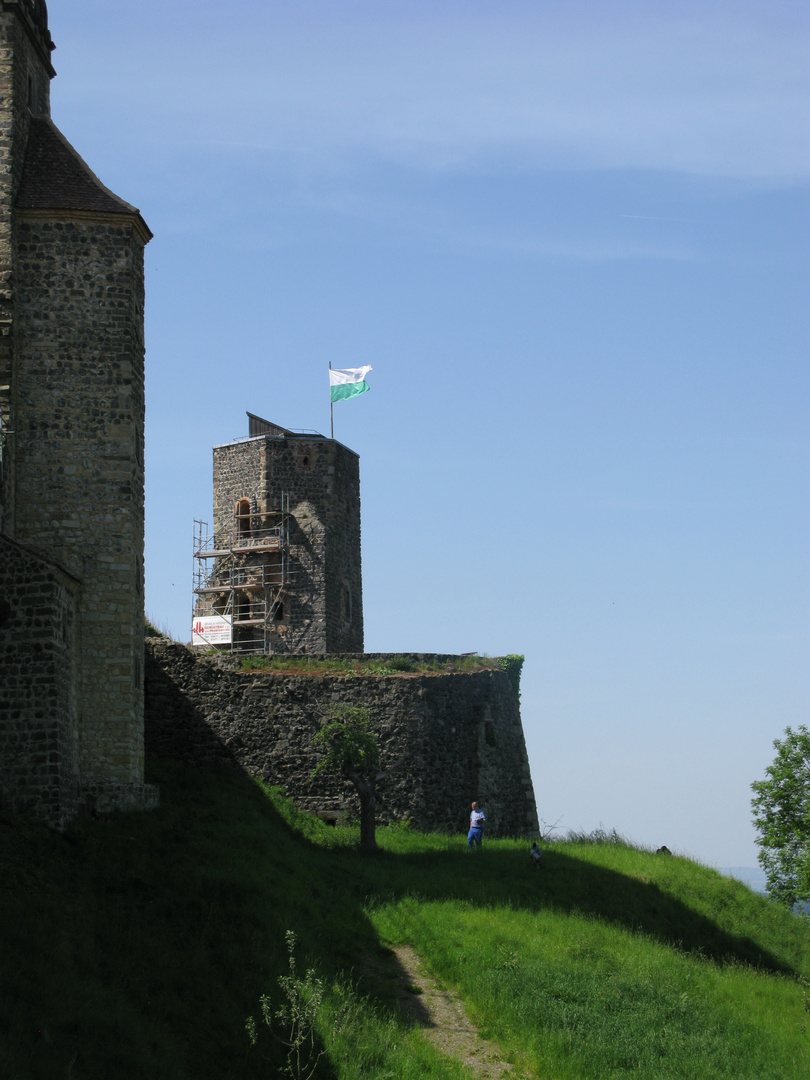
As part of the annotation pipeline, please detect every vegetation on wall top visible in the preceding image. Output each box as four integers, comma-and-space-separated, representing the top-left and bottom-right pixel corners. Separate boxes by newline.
497, 654, 525, 700
237, 653, 508, 677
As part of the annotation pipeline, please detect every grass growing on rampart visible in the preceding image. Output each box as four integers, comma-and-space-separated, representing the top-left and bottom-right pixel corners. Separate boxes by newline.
144, 614, 183, 642
237, 653, 499, 676
2, 763, 808, 1079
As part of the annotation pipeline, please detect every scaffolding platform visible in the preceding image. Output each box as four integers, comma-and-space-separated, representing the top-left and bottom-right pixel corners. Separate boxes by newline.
192, 493, 291, 654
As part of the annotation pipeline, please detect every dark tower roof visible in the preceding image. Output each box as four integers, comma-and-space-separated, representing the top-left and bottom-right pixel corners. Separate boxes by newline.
15, 117, 152, 239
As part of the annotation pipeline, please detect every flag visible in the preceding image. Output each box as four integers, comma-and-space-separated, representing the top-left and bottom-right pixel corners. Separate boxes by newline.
329, 365, 373, 403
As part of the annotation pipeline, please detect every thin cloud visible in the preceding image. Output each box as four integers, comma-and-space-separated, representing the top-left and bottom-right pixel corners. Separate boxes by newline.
621, 214, 700, 223
448, 229, 694, 263
56, 1, 809, 183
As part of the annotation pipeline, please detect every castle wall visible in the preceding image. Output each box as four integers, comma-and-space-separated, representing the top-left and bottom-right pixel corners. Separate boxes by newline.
0, 533, 80, 828
0, 0, 55, 533
210, 434, 363, 654
12, 215, 147, 783
0, 4, 157, 826
145, 639, 539, 836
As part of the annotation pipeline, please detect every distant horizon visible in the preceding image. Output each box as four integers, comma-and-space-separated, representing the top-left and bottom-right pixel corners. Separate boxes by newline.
720, 867, 768, 895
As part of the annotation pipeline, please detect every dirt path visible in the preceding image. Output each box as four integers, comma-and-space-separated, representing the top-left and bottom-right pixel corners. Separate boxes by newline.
363, 945, 513, 1078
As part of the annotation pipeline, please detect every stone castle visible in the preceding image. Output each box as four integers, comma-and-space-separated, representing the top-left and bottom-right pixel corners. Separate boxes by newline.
0, 1, 156, 826
0, 4, 539, 836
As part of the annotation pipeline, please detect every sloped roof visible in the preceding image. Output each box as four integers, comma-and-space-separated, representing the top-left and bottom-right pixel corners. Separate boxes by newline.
247, 413, 295, 438
15, 116, 152, 238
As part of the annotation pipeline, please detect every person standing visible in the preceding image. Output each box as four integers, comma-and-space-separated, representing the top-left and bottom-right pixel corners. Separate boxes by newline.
468, 801, 486, 850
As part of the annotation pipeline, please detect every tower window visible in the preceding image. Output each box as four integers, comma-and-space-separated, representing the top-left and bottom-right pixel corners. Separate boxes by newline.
235, 498, 251, 539
235, 593, 250, 623
341, 584, 352, 622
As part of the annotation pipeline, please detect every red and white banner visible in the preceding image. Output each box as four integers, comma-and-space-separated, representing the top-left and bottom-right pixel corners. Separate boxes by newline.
192, 615, 232, 646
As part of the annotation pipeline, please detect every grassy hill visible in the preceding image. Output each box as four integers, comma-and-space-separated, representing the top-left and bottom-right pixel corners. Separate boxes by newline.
2, 761, 808, 1079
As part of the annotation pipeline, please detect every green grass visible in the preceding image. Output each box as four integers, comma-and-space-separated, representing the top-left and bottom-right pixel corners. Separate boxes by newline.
1, 762, 808, 1079
237, 653, 497, 676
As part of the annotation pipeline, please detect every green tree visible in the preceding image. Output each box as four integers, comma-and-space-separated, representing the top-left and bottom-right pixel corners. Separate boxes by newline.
751, 725, 810, 908
312, 704, 401, 853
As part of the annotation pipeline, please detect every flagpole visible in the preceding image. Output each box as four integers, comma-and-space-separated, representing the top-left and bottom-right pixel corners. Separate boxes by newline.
329, 362, 334, 439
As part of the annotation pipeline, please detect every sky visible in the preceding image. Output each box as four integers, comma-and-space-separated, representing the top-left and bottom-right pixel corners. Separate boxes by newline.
45, 0, 808, 871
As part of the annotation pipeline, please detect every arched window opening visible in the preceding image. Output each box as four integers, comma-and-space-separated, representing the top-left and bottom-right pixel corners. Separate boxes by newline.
235, 592, 250, 623
235, 498, 251, 539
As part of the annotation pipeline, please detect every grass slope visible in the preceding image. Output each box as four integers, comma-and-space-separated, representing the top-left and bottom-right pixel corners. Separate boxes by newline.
1, 762, 808, 1080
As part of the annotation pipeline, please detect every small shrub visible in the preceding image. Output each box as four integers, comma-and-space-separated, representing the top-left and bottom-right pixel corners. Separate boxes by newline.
386, 655, 416, 672
247, 930, 340, 1080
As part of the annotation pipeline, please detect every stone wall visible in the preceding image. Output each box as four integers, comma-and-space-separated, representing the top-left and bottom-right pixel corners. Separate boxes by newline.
145, 639, 539, 836
0, 3, 157, 827
0, 0, 55, 533
13, 214, 148, 784
0, 533, 80, 828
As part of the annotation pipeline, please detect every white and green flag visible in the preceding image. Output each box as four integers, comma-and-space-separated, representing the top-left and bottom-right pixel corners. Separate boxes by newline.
329, 365, 373, 403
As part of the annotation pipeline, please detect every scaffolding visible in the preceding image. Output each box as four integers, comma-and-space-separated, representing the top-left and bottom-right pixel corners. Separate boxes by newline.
192, 492, 291, 654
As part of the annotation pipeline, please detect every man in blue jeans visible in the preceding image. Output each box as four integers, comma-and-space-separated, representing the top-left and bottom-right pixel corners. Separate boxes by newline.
468, 801, 486, 850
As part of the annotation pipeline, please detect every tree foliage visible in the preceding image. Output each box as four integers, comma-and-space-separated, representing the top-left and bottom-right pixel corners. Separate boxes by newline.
751, 725, 810, 908
312, 704, 397, 853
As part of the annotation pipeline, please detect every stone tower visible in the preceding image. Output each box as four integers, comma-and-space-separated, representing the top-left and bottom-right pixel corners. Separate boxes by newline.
0, 2, 157, 825
193, 414, 364, 655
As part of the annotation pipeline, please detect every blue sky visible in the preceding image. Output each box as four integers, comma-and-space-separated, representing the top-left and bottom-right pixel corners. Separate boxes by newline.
46, 0, 808, 869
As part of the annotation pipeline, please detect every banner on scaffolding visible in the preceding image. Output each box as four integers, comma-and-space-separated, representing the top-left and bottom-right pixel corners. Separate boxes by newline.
192, 615, 232, 646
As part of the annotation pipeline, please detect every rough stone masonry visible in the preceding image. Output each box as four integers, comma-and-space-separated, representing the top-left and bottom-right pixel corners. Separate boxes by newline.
145, 639, 539, 836
0, 1, 157, 826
